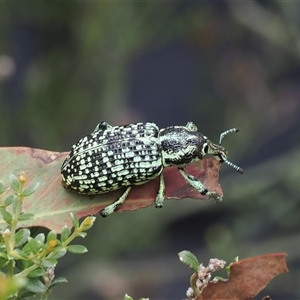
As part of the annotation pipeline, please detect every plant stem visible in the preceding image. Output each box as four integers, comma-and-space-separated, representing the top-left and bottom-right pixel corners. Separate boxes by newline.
9, 194, 23, 252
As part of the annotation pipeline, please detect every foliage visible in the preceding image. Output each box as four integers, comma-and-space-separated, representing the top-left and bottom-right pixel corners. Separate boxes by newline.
0, 174, 95, 299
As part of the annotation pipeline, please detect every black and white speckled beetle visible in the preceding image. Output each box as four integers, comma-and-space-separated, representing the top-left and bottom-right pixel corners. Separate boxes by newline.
61, 121, 243, 217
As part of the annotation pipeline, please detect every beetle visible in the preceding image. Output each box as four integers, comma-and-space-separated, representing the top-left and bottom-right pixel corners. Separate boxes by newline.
61, 121, 243, 217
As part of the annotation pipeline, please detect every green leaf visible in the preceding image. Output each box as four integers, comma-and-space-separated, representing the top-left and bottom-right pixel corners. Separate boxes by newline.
25, 278, 46, 293
67, 244, 88, 254
19, 291, 36, 298
51, 246, 67, 259
18, 213, 35, 222
49, 277, 68, 288
9, 174, 21, 193
0, 248, 7, 259
41, 258, 58, 268
0, 208, 13, 224
22, 182, 40, 197
34, 233, 45, 244
124, 294, 134, 300
0, 257, 8, 268
0, 243, 6, 251
20, 257, 33, 269
0, 180, 8, 194
11, 194, 18, 214
22, 237, 42, 255
15, 229, 30, 247
178, 250, 200, 272
60, 226, 70, 243
76, 232, 87, 238
70, 213, 79, 228
27, 268, 45, 278
4, 195, 16, 207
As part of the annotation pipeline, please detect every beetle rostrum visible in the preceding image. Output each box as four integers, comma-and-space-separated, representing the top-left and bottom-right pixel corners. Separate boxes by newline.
61, 121, 243, 217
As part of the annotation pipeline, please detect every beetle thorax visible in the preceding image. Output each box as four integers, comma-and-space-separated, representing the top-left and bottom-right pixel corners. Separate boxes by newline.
159, 126, 205, 167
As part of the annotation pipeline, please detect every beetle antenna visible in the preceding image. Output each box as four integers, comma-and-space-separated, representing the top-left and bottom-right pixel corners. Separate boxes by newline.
222, 155, 244, 174
219, 128, 239, 145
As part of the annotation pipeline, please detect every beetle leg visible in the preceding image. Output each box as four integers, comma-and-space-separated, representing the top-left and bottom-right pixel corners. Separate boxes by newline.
155, 173, 165, 208
100, 186, 132, 217
178, 168, 222, 203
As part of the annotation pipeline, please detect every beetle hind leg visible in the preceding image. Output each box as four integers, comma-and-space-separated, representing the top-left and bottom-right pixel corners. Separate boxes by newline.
100, 186, 132, 217
178, 168, 222, 203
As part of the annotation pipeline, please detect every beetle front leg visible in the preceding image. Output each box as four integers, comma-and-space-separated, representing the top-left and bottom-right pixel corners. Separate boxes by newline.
100, 186, 132, 217
178, 168, 222, 203
155, 173, 165, 208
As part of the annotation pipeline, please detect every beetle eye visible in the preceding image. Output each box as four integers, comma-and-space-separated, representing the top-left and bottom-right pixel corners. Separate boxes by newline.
203, 144, 209, 154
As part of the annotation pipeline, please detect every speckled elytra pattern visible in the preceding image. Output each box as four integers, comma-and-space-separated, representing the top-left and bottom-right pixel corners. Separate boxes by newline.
61, 122, 163, 194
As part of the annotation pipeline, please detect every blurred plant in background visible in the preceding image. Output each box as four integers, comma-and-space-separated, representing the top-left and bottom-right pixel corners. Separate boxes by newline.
0, 1, 300, 299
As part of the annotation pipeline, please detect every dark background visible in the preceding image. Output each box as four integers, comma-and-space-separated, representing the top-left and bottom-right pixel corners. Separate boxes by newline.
1, 2, 300, 299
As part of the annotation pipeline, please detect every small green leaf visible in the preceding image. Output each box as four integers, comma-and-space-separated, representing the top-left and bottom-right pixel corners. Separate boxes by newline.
124, 294, 134, 300
77, 232, 87, 238
41, 258, 58, 268
22, 237, 42, 255
0, 257, 8, 268
47, 230, 57, 243
0, 246, 7, 255
9, 174, 21, 193
34, 233, 45, 244
18, 213, 35, 221
4, 195, 16, 207
49, 277, 68, 288
25, 278, 46, 293
0, 208, 13, 224
70, 213, 79, 228
20, 257, 33, 269
0, 243, 6, 251
15, 229, 30, 247
12, 195, 19, 213
19, 291, 36, 298
27, 268, 45, 278
67, 245, 88, 254
22, 182, 40, 197
0, 181, 8, 194
60, 226, 70, 243
51, 246, 67, 259
178, 250, 200, 272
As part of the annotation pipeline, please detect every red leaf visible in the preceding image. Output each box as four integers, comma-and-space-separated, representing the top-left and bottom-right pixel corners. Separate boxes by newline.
198, 253, 288, 300
0, 147, 222, 232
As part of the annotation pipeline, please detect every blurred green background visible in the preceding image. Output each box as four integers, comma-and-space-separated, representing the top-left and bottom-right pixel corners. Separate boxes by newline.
1, 1, 300, 299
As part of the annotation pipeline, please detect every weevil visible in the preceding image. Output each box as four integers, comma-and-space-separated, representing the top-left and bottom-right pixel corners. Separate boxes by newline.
61, 121, 243, 217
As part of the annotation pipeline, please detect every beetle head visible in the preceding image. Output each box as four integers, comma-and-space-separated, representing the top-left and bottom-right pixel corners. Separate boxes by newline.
201, 128, 243, 174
